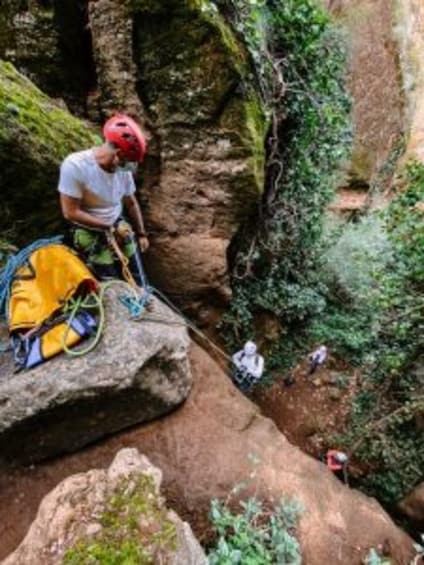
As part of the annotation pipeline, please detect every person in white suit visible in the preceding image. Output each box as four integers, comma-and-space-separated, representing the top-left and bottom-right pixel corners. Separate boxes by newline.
232, 341, 264, 391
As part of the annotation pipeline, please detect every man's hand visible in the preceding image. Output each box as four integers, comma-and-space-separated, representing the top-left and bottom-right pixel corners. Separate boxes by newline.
138, 236, 150, 252
114, 220, 133, 239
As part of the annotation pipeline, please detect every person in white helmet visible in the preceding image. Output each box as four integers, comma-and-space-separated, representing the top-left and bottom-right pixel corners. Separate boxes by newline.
232, 340, 264, 392
308, 345, 328, 374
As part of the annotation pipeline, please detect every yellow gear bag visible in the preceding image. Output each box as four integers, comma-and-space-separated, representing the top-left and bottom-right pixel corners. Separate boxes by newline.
8, 244, 98, 370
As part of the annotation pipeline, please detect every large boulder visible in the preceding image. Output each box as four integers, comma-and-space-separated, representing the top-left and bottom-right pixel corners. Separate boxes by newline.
326, 0, 424, 190
3, 448, 207, 565
0, 1, 60, 97
0, 1, 94, 114
0, 288, 191, 463
0, 344, 414, 564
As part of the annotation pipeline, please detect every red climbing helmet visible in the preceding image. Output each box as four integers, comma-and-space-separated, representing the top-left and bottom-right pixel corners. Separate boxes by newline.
103, 114, 147, 162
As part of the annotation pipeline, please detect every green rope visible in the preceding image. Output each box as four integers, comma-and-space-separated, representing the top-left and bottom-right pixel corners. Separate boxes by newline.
61, 279, 232, 367
61, 279, 145, 358
61, 291, 105, 357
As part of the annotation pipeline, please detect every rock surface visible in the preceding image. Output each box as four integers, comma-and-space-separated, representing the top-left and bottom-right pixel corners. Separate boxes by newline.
398, 482, 424, 531
0, 344, 414, 564
0, 287, 191, 463
0, 1, 95, 114
326, 0, 404, 190
124, 0, 266, 323
2, 448, 207, 565
395, 0, 424, 164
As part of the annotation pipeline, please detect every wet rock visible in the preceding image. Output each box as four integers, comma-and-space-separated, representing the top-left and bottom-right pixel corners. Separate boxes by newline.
0, 288, 191, 463
2, 448, 207, 565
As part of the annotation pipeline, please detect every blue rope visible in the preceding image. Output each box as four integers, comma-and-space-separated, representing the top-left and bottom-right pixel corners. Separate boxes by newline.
118, 242, 153, 318
119, 288, 152, 318
0, 237, 62, 320
132, 241, 148, 290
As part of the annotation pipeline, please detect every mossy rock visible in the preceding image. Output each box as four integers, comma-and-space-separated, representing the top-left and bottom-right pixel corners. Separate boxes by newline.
0, 2, 61, 96
64, 474, 178, 565
130, 0, 267, 195
0, 60, 96, 243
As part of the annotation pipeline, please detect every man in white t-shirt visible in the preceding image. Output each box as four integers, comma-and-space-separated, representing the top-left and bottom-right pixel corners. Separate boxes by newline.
58, 114, 148, 283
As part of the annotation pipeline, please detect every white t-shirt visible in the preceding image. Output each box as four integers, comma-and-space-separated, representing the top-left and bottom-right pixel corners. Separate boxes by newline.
58, 149, 136, 225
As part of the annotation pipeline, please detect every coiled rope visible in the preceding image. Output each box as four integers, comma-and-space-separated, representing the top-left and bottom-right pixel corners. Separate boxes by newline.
0, 237, 62, 320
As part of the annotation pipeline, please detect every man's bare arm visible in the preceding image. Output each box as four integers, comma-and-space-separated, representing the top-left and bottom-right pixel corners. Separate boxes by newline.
60, 194, 110, 229
123, 194, 146, 235
123, 194, 149, 251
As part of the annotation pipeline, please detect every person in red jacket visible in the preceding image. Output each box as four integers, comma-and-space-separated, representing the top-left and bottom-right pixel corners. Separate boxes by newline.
326, 450, 349, 484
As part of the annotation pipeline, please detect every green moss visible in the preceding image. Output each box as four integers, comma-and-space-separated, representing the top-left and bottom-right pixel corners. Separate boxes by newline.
244, 97, 268, 191
64, 474, 178, 565
0, 61, 94, 154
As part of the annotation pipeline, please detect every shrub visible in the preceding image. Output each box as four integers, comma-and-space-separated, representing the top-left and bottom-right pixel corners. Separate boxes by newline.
220, 0, 352, 355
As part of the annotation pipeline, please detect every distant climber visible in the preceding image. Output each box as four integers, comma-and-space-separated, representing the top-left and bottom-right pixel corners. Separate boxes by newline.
232, 341, 264, 392
58, 114, 149, 286
326, 449, 349, 484
308, 345, 328, 374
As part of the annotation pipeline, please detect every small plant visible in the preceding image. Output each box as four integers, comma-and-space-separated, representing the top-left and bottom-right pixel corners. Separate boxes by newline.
208, 495, 303, 564
334, 373, 350, 389
363, 548, 391, 565
207, 454, 303, 563
363, 536, 424, 565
